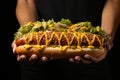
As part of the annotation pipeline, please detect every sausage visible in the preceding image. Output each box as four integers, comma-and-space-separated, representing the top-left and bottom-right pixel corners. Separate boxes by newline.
15, 31, 104, 48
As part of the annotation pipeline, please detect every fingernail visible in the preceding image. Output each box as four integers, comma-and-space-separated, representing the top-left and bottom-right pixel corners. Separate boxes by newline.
13, 48, 15, 53
17, 55, 26, 61
84, 54, 90, 59
75, 56, 80, 61
21, 55, 26, 60
29, 54, 37, 61
41, 56, 48, 62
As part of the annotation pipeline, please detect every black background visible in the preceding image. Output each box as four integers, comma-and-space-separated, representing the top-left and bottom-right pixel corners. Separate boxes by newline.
1, 0, 120, 80
1, 0, 20, 80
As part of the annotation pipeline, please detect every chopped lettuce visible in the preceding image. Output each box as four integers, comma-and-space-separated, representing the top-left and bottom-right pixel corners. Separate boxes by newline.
14, 19, 109, 41
19, 25, 32, 34
60, 18, 72, 26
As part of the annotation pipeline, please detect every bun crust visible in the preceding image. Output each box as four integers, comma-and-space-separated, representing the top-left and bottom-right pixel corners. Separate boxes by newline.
15, 45, 105, 59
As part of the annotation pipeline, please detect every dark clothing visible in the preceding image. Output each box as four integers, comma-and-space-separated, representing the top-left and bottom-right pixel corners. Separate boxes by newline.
21, 59, 112, 80
21, 0, 112, 80
36, 0, 105, 25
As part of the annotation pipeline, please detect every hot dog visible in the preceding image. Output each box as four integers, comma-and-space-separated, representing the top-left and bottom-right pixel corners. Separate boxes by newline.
12, 18, 110, 59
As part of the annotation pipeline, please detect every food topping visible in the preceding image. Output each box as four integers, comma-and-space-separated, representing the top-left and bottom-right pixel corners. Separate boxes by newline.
14, 18, 109, 51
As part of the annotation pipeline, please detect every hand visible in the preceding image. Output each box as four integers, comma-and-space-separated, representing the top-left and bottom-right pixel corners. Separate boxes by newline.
69, 40, 113, 64
16, 54, 49, 62
11, 42, 51, 62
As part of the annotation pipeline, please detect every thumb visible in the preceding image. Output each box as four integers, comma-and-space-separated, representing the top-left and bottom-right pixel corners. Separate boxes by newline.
12, 42, 17, 54
84, 53, 106, 63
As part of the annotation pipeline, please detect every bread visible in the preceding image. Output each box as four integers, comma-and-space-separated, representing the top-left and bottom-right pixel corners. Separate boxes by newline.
15, 45, 105, 59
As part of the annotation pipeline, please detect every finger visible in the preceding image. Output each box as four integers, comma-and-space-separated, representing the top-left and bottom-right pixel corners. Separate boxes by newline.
74, 56, 81, 61
69, 58, 75, 62
12, 43, 17, 54
29, 54, 38, 61
17, 55, 26, 61
41, 56, 48, 62
73, 56, 81, 63
11, 41, 15, 48
69, 56, 81, 63
13, 47, 16, 54
106, 42, 113, 51
105, 39, 113, 52
80, 57, 92, 64
84, 54, 100, 63
69, 56, 91, 64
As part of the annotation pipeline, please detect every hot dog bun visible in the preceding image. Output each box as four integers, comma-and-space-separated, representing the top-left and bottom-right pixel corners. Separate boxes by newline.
15, 45, 105, 59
